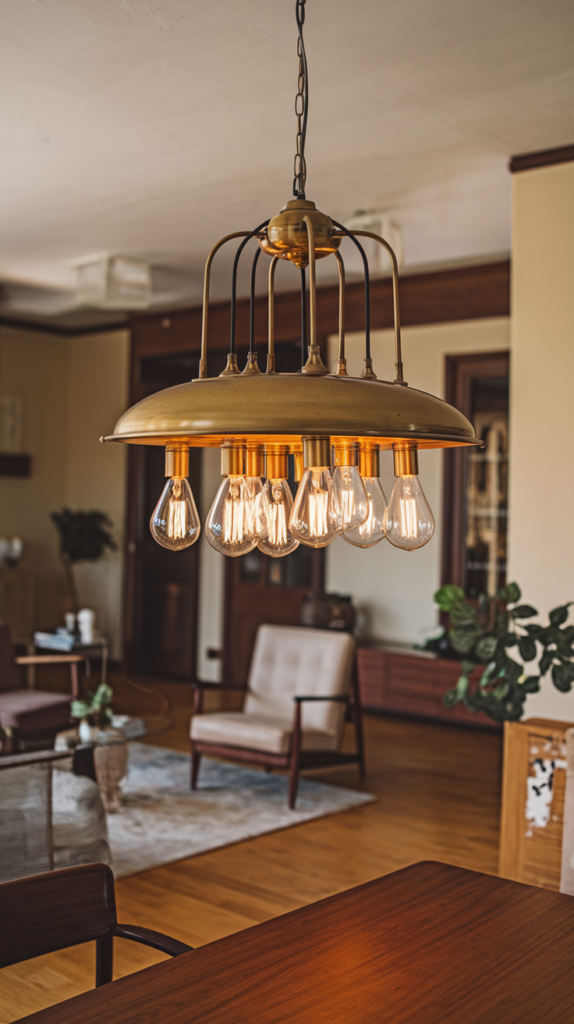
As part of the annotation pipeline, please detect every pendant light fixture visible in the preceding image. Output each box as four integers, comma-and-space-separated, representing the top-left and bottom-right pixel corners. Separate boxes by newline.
104, 1, 479, 556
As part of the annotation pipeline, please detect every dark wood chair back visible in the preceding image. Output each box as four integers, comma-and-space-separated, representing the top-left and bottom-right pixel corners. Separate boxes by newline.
0, 863, 115, 970
0, 619, 19, 692
0, 862, 192, 988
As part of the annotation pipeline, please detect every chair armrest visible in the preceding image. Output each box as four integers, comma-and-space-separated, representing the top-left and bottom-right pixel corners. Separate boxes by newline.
114, 924, 193, 957
15, 654, 86, 665
191, 680, 246, 714
293, 695, 348, 702
0, 750, 72, 770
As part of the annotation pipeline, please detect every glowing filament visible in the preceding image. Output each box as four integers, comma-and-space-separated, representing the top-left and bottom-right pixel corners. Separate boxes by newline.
399, 496, 418, 539
167, 494, 187, 539
309, 489, 329, 539
268, 489, 289, 546
339, 488, 355, 528
223, 484, 247, 545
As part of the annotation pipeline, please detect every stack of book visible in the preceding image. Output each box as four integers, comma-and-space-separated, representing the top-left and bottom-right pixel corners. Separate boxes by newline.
33, 629, 77, 652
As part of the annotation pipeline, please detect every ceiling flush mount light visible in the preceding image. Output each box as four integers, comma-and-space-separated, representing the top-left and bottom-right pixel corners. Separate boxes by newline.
104, 0, 479, 556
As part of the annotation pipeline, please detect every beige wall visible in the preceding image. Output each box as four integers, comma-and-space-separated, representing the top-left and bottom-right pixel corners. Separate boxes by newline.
508, 160, 574, 721
326, 318, 510, 645
63, 331, 129, 657
0, 326, 129, 656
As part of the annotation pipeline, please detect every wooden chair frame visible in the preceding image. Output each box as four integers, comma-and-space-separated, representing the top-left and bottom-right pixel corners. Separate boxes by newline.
190, 665, 365, 808
0, 863, 192, 988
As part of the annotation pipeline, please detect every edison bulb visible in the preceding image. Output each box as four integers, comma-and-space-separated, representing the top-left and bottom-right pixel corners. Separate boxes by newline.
289, 468, 339, 548
332, 465, 368, 532
244, 476, 266, 539
258, 479, 299, 557
385, 475, 434, 550
342, 478, 387, 548
206, 476, 259, 556
150, 477, 201, 550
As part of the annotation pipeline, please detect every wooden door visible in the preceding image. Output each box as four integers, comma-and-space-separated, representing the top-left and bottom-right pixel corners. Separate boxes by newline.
124, 352, 201, 678
223, 543, 324, 688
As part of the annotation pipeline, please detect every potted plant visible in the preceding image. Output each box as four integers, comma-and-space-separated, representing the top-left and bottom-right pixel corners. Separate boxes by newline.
50, 509, 116, 616
435, 582, 574, 723
71, 682, 127, 812
71, 682, 114, 741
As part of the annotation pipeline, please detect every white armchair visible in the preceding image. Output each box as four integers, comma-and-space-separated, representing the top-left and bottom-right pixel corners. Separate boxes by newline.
190, 624, 363, 808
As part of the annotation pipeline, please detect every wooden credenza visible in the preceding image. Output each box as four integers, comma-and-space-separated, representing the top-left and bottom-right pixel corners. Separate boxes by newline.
356, 645, 500, 730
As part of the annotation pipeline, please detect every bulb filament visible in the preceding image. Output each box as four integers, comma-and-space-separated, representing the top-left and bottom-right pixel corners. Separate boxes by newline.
309, 489, 329, 539
166, 480, 187, 540
399, 495, 418, 539
223, 481, 247, 545
266, 482, 289, 546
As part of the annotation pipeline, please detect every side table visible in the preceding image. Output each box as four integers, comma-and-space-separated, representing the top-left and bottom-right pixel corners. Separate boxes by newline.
32, 636, 110, 688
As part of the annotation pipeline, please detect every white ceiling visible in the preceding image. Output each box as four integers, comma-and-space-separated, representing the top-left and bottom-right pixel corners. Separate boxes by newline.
0, 0, 573, 318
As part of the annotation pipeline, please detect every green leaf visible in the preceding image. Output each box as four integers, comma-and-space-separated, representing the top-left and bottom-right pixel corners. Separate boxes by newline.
449, 603, 479, 627
524, 623, 544, 638
443, 688, 460, 708
456, 675, 469, 698
519, 675, 540, 693
539, 649, 555, 676
449, 628, 481, 654
550, 603, 573, 627
503, 632, 518, 647
552, 662, 574, 693
461, 659, 476, 676
475, 635, 499, 661
505, 582, 522, 604
479, 665, 494, 688
518, 637, 537, 662
434, 585, 465, 612
511, 605, 538, 620
493, 683, 509, 699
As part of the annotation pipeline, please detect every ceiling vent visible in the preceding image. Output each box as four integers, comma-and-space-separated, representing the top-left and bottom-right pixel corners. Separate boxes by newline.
73, 255, 152, 310
344, 212, 404, 277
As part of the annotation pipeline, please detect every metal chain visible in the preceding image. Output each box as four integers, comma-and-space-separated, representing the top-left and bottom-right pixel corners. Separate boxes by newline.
293, 0, 307, 198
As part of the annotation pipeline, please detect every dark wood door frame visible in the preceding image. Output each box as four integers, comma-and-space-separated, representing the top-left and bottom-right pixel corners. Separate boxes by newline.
441, 350, 510, 590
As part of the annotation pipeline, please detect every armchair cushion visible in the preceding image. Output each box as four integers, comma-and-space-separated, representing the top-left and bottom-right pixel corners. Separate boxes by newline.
244, 625, 355, 742
190, 711, 338, 755
0, 690, 71, 737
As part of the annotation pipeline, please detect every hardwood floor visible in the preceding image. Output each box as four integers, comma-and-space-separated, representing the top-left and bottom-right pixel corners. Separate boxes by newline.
0, 672, 502, 1022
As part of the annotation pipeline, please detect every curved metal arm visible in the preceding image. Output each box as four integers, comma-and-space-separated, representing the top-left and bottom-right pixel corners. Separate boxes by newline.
351, 229, 405, 385
230, 221, 269, 357
333, 250, 347, 375
267, 255, 280, 373
301, 215, 328, 374
331, 220, 371, 362
199, 231, 253, 379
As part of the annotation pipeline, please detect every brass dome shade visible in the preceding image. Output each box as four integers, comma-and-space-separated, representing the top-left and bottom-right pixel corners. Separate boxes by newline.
105, 373, 478, 449
104, 2, 481, 558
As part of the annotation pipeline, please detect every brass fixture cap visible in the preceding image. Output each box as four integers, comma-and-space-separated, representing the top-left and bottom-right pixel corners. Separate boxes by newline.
220, 353, 240, 377
221, 442, 245, 476
242, 352, 261, 376
260, 199, 341, 270
246, 444, 265, 477
106, 373, 479, 450
358, 444, 380, 478
301, 344, 329, 376
303, 435, 330, 469
393, 445, 419, 477
265, 445, 289, 480
165, 446, 189, 478
332, 442, 358, 468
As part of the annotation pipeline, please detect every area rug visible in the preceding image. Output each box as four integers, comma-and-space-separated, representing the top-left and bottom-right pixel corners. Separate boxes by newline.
107, 743, 375, 878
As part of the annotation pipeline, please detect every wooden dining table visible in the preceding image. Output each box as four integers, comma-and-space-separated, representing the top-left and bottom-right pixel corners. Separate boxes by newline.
14, 861, 574, 1023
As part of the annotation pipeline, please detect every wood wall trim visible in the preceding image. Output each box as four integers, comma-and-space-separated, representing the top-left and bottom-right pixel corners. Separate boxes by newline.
130, 260, 510, 360
509, 144, 574, 174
